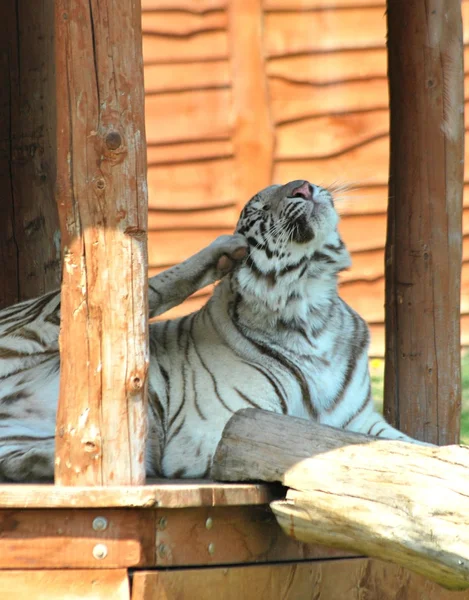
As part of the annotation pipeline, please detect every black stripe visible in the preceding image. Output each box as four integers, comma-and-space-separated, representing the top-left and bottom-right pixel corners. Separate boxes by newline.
230, 315, 315, 419
191, 312, 234, 415
341, 382, 372, 429
234, 387, 261, 409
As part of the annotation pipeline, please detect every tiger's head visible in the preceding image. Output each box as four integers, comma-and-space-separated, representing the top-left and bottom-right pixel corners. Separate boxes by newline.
236, 180, 351, 276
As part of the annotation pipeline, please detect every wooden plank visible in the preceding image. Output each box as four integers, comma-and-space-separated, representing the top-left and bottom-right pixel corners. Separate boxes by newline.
274, 137, 390, 190
147, 139, 233, 166
0, 482, 276, 509
276, 110, 388, 159
142, 31, 228, 63
141, 0, 226, 10
265, 8, 387, 57
0, 509, 154, 568
0, 0, 60, 308
0, 570, 130, 600
385, 0, 464, 445
266, 0, 384, 7
147, 229, 232, 267
145, 89, 231, 145
132, 560, 469, 600
268, 48, 387, 83
269, 77, 388, 123
142, 10, 226, 36
154, 505, 354, 567
54, 0, 149, 485
148, 205, 237, 230
147, 159, 235, 210
144, 61, 230, 93
229, 0, 275, 207
268, 46, 469, 84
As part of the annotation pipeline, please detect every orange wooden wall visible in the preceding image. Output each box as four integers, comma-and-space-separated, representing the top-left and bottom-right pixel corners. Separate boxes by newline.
142, 0, 469, 356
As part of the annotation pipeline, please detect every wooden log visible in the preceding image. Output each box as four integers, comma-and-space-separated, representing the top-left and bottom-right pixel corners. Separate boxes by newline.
55, 0, 148, 485
384, 1, 465, 444
212, 409, 469, 590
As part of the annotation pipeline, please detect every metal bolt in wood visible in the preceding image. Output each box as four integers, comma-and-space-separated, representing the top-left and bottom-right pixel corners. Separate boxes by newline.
92, 544, 108, 560
92, 516, 108, 532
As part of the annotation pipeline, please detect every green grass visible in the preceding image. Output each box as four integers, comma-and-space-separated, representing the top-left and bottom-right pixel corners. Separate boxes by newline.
370, 355, 469, 444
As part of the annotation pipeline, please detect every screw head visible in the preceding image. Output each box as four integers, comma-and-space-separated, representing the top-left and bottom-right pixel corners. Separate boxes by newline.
158, 543, 167, 558
93, 544, 108, 560
92, 516, 108, 531
158, 516, 167, 530
208, 542, 215, 556
205, 517, 213, 530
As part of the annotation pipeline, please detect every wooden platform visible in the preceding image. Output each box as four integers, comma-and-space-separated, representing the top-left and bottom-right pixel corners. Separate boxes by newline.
0, 481, 467, 599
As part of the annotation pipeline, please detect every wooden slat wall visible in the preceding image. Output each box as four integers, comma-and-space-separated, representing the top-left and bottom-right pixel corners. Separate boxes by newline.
142, 0, 469, 355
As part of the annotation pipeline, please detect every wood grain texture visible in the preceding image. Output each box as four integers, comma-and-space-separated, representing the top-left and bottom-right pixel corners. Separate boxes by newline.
55, 0, 149, 485
0, 0, 59, 308
0, 482, 276, 508
144, 61, 230, 93
142, 31, 228, 63
212, 408, 469, 589
0, 570, 130, 600
269, 77, 388, 123
265, 7, 387, 56
132, 560, 469, 600
385, 1, 464, 445
145, 89, 231, 145
141, 0, 226, 10
276, 110, 388, 159
147, 159, 235, 210
0, 509, 154, 568
154, 505, 353, 567
229, 0, 275, 206
147, 139, 233, 166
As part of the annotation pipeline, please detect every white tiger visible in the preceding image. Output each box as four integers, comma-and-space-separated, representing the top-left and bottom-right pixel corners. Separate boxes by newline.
0, 180, 417, 481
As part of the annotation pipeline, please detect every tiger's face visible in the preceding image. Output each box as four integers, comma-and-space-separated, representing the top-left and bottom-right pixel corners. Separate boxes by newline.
236, 180, 349, 274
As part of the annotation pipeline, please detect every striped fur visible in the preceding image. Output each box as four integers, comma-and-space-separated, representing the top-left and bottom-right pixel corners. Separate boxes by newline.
0, 180, 417, 481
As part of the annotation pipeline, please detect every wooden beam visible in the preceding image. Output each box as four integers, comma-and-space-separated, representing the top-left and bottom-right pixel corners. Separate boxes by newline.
212, 409, 469, 590
229, 0, 275, 207
132, 560, 469, 600
54, 0, 149, 485
384, 1, 464, 444
0, 508, 155, 569
0, 481, 277, 509
0, 570, 130, 600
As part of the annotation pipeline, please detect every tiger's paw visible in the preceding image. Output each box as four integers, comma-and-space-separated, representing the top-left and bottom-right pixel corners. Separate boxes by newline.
211, 234, 248, 276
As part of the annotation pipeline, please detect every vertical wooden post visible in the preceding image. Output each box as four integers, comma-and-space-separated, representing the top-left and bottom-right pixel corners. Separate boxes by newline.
384, 1, 464, 444
229, 0, 275, 207
55, 0, 149, 485
0, 0, 59, 308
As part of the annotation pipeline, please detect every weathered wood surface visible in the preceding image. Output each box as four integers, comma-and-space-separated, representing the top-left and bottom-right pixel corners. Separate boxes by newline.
385, 1, 465, 444
0, 509, 154, 568
132, 560, 469, 600
0, 481, 276, 509
212, 409, 469, 590
0, 570, 130, 600
0, 0, 59, 309
55, 0, 148, 485
154, 505, 352, 567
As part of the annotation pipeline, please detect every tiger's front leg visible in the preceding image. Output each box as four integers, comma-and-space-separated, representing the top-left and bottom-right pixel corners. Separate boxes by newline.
148, 234, 248, 318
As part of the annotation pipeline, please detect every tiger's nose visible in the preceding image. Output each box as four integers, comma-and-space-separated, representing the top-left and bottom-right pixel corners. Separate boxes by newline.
291, 181, 313, 200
